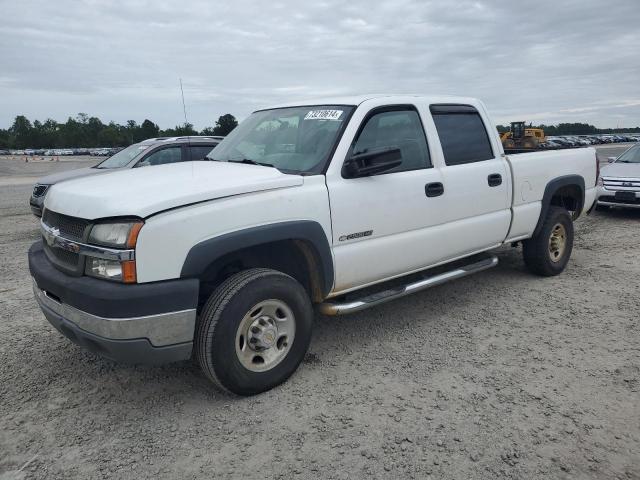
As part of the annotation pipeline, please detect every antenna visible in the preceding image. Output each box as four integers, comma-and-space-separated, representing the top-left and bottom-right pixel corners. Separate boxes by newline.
179, 78, 189, 126
179, 78, 192, 167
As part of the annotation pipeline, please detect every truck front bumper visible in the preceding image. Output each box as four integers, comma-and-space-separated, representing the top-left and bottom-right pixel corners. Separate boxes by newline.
29, 241, 199, 365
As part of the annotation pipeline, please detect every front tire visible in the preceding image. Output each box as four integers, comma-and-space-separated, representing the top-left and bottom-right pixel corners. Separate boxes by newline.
523, 206, 574, 276
195, 268, 313, 396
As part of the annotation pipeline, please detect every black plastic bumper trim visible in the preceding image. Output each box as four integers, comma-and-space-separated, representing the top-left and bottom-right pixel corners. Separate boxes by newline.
29, 241, 199, 318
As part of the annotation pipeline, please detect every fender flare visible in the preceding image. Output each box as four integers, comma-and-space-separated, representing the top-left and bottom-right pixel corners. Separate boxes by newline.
180, 220, 334, 297
533, 175, 585, 237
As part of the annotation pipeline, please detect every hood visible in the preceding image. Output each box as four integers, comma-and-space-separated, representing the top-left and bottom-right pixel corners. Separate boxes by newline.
44, 161, 304, 219
36, 166, 112, 185
601, 162, 640, 178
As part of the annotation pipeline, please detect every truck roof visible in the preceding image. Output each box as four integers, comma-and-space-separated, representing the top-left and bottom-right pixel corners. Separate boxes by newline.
261, 94, 481, 111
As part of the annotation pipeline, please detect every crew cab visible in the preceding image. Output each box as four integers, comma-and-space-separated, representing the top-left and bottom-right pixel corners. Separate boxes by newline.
29, 95, 598, 395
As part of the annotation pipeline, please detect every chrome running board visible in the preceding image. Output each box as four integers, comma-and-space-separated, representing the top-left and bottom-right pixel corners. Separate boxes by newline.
318, 255, 498, 315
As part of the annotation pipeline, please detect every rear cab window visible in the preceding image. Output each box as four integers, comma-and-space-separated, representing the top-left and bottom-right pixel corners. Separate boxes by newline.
430, 104, 494, 166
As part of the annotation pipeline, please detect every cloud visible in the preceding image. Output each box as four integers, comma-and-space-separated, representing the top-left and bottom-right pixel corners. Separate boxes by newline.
0, 0, 639, 129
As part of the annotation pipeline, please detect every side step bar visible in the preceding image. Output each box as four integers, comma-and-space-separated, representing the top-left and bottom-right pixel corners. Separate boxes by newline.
318, 255, 498, 316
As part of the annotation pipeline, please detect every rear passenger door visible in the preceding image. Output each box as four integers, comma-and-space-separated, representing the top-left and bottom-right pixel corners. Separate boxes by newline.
429, 104, 511, 250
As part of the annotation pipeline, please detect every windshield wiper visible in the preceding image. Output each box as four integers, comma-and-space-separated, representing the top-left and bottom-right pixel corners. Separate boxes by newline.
225, 158, 275, 168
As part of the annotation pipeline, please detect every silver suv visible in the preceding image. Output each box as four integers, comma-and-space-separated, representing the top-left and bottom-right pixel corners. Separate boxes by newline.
29, 136, 223, 217
596, 144, 640, 209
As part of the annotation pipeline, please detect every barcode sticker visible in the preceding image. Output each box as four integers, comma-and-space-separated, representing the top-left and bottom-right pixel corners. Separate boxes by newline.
304, 110, 343, 121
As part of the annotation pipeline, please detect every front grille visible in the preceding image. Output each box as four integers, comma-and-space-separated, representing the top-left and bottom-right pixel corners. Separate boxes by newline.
42, 210, 90, 241
602, 177, 640, 191
41, 209, 90, 275
33, 185, 49, 197
44, 242, 80, 269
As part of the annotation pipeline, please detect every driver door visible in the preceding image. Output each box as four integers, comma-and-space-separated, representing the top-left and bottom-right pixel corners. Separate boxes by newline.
326, 105, 448, 293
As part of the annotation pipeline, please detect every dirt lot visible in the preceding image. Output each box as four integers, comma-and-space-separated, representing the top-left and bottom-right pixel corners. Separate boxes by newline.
0, 147, 638, 480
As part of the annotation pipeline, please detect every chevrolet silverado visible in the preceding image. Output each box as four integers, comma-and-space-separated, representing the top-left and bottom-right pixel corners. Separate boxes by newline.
29, 95, 598, 395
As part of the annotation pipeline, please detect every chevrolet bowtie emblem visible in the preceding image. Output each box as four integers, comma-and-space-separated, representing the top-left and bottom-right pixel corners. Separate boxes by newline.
44, 228, 57, 246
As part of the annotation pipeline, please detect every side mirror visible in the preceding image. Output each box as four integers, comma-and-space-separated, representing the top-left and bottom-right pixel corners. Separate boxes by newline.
607, 156, 617, 163
342, 147, 402, 178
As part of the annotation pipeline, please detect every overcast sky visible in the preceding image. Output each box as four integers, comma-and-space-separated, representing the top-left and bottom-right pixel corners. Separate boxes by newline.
1, 0, 639, 129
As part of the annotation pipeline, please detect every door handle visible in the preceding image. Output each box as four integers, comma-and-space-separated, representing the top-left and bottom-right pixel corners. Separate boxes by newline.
425, 182, 444, 197
488, 173, 502, 187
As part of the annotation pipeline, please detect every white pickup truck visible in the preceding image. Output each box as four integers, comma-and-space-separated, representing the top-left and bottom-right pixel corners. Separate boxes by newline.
29, 95, 598, 395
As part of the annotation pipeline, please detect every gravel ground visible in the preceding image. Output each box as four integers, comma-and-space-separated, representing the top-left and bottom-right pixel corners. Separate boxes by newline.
0, 147, 638, 480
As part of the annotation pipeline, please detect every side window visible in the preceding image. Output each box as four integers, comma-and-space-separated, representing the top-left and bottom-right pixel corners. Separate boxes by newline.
351, 108, 431, 174
189, 144, 216, 161
139, 146, 182, 166
430, 105, 494, 166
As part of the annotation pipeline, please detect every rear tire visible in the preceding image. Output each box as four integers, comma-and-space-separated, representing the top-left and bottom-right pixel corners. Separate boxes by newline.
195, 268, 313, 396
523, 206, 574, 276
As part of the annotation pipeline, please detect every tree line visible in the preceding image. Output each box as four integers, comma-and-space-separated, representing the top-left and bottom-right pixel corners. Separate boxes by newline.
496, 122, 640, 135
0, 113, 238, 149
2, 114, 638, 149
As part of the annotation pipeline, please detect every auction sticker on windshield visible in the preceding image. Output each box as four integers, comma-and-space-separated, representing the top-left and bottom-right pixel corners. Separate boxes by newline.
304, 110, 343, 121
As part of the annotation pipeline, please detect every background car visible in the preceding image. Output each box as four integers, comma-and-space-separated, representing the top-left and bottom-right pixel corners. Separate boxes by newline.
596, 143, 640, 209
546, 136, 572, 147
541, 139, 563, 149
89, 148, 109, 156
29, 136, 224, 216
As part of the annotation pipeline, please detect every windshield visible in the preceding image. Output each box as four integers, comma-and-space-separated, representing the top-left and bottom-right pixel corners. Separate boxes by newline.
208, 105, 354, 174
616, 145, 640, 164
96, 144, 149, 168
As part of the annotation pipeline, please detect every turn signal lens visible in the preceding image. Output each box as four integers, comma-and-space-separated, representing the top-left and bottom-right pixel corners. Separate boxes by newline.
122, 260, 137, 283
126, 223, 144, 248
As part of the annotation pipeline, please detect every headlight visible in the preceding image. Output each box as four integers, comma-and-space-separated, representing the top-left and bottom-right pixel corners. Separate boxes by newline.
85, 257, 137, 283
88, 221, 143, 248
85, 220, 143, 283
86, 258, 126, 281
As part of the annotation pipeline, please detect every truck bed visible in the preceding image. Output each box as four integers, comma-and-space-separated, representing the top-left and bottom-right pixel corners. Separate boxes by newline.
504, 147, 598, 242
